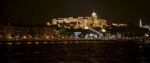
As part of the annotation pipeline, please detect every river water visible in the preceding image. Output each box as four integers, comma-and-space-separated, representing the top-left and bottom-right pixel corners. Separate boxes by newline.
0, 40, 148, 63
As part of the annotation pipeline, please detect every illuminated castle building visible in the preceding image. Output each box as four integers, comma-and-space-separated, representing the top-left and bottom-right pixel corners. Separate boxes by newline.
50, 11, 107, 28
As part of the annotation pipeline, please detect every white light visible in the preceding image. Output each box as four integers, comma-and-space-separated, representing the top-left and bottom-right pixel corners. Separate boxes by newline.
74, 32, 81, 36
145, 33, 149, 37
101, 29, 106, 32
7, 42, 12, 45
23, 36, 27, 39
84, 26, 89, 29
27, 42, 32, 44
35, 42, 39, 44
46, 36, 49, 39
92, 11, 97, 17
8, 36, 12, 39
47, 22, 50, 26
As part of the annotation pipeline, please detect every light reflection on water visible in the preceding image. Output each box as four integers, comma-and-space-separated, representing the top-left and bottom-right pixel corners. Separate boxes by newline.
27, 42, 32, 44
0, 40, 148, 63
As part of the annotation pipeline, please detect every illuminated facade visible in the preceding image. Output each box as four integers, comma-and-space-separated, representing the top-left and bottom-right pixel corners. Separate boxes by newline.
112, 23, 128, 27
139, 19, 150, 30
139, 19, 142, 27
0, 25, 54, 40
51, 11, 107, 28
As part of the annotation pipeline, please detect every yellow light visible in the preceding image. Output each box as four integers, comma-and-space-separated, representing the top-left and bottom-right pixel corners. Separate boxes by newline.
84, 26, 89, 29
46, 36, 49, 39
8, 34, 12, 39
8, 36, 12, 39
102, 29, 106, 32
23, 36, 27, 39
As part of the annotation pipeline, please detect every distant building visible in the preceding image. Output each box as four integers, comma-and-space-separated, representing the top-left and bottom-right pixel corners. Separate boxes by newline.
139, 19, 143, 27
50, 11, 107, 28
0, 25, 54, 40
139, 19, 150, 30
112, 23, 127, 27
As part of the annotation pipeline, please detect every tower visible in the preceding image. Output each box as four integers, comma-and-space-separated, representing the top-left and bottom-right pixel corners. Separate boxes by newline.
139, 18, 142, 27
91, 11, 98, 27
92, 11, 97, 18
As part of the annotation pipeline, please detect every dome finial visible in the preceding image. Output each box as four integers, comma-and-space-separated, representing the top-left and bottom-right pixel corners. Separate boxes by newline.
92, 10, 97, 17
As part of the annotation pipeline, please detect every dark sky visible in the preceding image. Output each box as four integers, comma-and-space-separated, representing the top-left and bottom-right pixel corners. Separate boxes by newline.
0, 0, 150, 26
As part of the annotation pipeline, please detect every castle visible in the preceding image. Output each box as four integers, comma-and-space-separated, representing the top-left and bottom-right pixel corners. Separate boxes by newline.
50, 11, 107, 28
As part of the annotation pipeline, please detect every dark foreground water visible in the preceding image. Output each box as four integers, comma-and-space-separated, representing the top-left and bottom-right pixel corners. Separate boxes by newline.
0, 40, 149, 63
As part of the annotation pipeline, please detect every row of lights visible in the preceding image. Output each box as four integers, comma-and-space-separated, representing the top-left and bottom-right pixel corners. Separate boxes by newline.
3, 34, 54, 40
3, 41, 99, 45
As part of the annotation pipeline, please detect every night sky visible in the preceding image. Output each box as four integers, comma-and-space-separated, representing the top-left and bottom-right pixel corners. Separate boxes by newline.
0, 0, 150, 26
